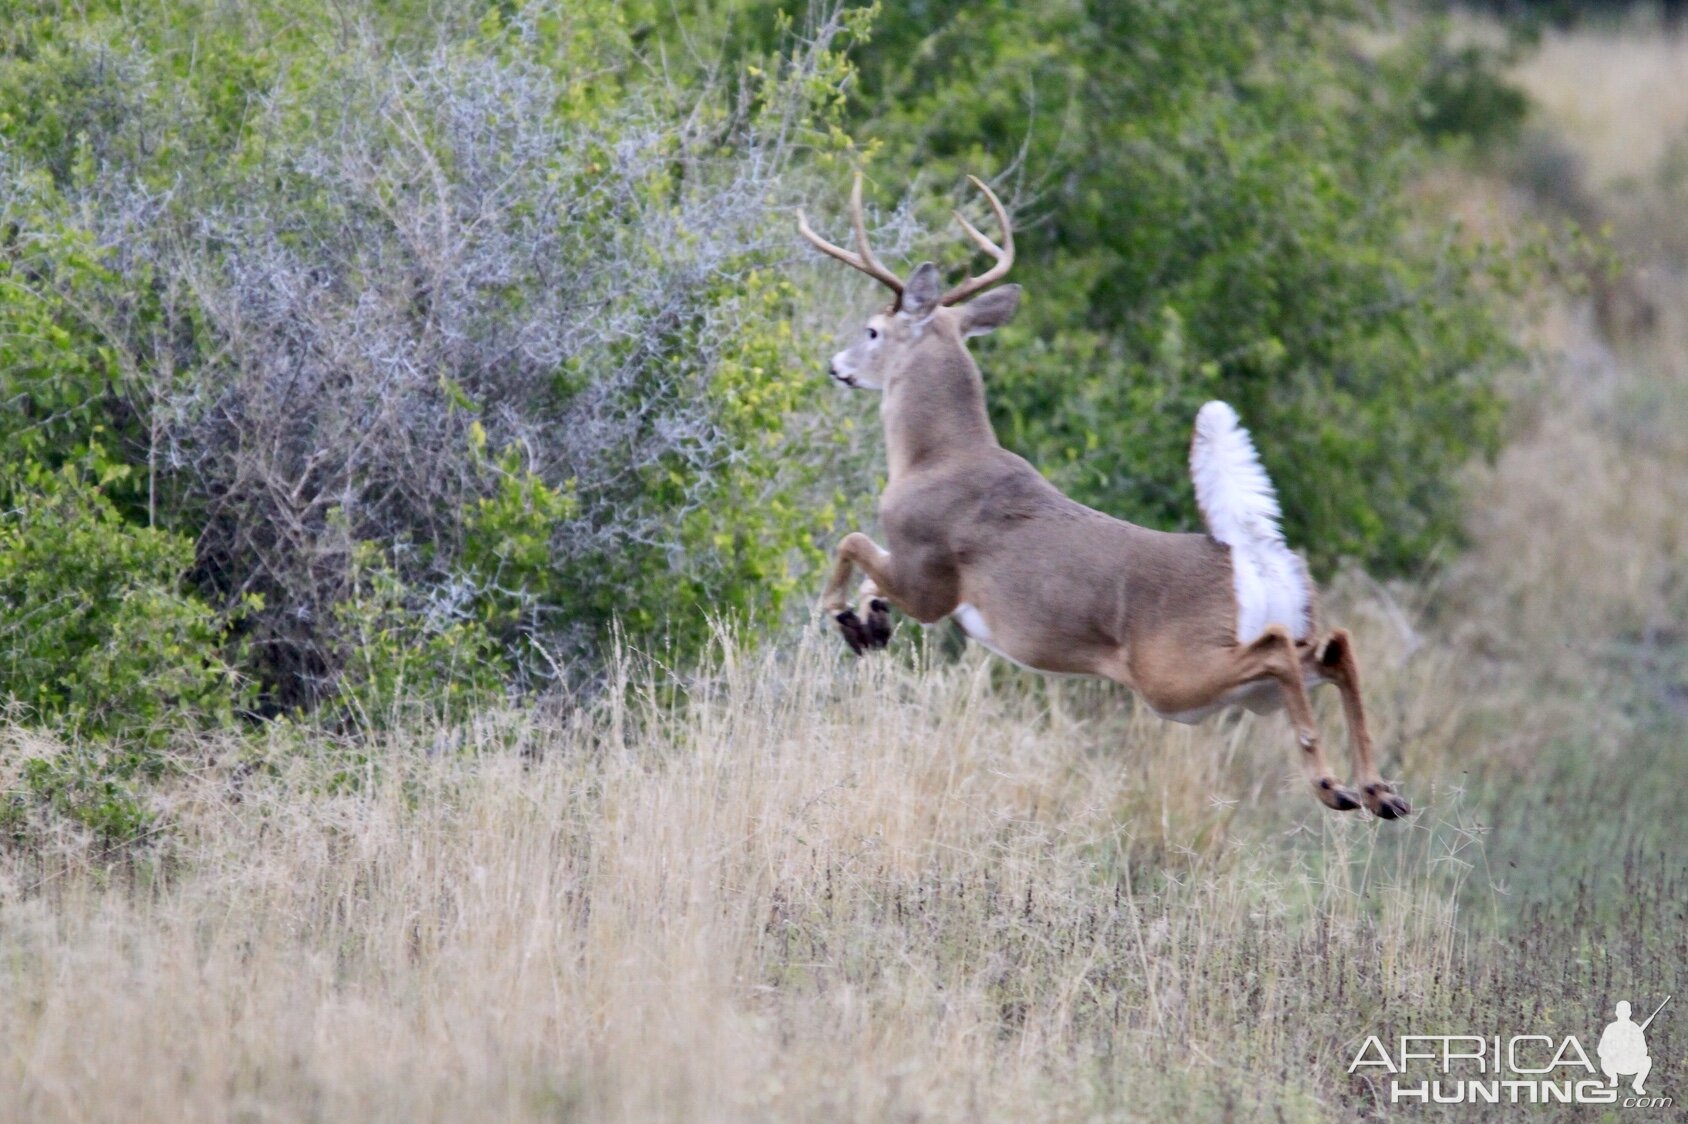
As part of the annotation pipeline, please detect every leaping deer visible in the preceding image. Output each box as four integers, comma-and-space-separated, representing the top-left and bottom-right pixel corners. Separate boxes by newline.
797, 173, 1410, 819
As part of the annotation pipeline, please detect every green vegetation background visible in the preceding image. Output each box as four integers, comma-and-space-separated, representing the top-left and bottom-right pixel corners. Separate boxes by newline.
1, 0, 1525, 828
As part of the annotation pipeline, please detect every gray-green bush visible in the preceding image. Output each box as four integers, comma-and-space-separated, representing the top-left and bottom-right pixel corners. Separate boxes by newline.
2, 0, 864, 718
0, 0, 1519, 731
815, 0, 1519, 572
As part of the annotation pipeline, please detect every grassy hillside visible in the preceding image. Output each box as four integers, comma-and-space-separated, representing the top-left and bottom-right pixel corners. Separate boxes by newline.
1, 452, 1681, 1121
1, 14, 1686, 1124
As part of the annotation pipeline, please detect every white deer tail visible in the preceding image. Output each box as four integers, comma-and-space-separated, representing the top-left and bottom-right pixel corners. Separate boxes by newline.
1189, 401, 1311, 644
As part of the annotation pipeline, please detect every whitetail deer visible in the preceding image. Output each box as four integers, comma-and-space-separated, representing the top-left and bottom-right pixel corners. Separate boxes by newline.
797, 173, 1410, 819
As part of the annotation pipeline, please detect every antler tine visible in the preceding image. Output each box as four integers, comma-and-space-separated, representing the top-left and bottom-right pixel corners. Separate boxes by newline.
796, 171, 904, 298
848, 172, 904, 295
796, 208, 865, 270
941, 174, 1015, 306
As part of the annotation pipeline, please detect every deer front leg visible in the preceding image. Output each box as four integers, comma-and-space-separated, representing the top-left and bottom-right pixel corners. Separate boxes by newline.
1311, 630, 1410, 819
820, 532, 895, 654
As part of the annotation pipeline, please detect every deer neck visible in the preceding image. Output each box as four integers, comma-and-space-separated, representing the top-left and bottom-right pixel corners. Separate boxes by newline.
881, 334, 998, 480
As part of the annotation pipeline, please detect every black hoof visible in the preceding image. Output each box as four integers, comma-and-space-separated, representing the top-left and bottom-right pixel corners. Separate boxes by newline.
1316, 777, 1363, 812
864, 599, 893, 649
1364, 783, 1412, 821
836, 610, 870, 655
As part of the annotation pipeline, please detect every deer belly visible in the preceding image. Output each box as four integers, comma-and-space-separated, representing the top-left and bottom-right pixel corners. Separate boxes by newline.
953, 602, 1015, 659
952, 602, 1088, 675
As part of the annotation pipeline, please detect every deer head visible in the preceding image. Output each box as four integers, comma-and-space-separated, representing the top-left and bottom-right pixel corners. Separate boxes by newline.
798, 173, 1021, 393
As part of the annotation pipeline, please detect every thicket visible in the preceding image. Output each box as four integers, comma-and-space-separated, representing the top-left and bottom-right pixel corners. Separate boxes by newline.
1464, 0, 1688, 27
729, 0, 1520, 568
1, 0, 1519, 777
2, 0, 866, 729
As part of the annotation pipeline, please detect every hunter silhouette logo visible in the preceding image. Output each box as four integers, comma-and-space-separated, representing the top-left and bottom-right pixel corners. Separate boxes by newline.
1349, 995, 1673, 1108
1600, 997, 1669, 1095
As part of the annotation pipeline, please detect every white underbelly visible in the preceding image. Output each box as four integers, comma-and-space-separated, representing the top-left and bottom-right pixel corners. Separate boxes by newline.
953, 602, 993, 645
953, 601, 1024, 666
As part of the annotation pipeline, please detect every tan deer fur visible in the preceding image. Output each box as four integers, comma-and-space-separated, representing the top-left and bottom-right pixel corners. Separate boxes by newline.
798, 173, 1409, 819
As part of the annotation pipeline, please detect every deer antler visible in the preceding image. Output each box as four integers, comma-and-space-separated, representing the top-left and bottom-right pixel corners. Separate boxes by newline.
796, 170, 905, 300
940, 175, 1014, 306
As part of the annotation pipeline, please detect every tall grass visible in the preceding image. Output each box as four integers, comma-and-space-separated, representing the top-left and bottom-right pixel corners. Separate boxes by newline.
0, 601, 1495, 1121
1, 575, 1678, 1120
1513, 21, 1688, 193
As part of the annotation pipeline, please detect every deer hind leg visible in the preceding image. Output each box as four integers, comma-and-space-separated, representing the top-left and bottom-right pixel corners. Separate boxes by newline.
1127, 624, 1361, 813
1311, 629, 1410, 820
820, 532, 895, 653
1252, 626, 1363, 813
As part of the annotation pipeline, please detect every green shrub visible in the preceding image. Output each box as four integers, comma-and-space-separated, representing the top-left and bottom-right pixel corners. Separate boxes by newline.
5, 747, 155, 846
0, 172, 153, 523
732, 0, 1520, 575
330, 536, 511, 728
0, 465, 241, 739
1394, 26, 1530, 147
0, 0, 858, 711
0, 0, 1527, 726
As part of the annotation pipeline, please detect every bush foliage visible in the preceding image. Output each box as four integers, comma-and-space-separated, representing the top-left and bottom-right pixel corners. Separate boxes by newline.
0, 465, 239, 738
770, 0, 1518, 570
2, 0, 860, 721
0, 0, 1518, 738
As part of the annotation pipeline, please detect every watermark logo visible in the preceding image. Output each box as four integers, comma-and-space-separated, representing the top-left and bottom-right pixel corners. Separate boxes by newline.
1349, 995, 1673, 1108
1600, 1000, 1658, 1095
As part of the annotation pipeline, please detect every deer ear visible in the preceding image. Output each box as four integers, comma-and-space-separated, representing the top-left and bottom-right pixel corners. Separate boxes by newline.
901, 262, 943, 320
958, 284, 1021, 337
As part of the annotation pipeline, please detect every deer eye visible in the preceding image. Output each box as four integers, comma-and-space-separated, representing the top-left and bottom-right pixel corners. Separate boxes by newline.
866, 326, 879, 340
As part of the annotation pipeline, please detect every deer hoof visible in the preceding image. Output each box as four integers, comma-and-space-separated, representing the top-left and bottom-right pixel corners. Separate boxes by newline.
1362, 782, 1411, 820
835, 610, 871, 655
864, 598, 893, 649
1315, 777, 1363, 812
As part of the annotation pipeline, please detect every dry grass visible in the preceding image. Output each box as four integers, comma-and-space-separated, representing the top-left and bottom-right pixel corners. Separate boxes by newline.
1, 552, 1680, 1121
1446, 13, 1688, 676
0, 606, 1491, 1122
1456, 345, 1688, 656
1513, 20, 1688, 192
